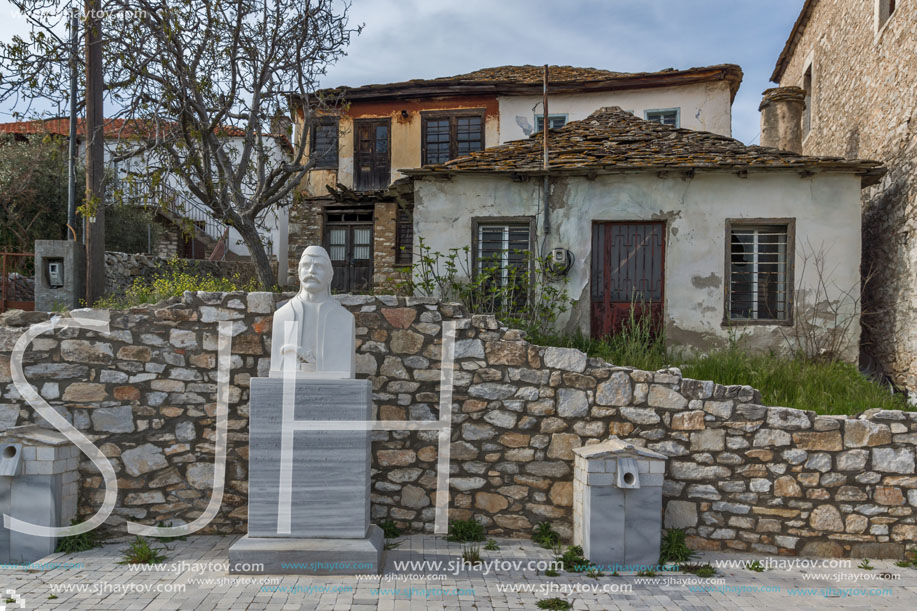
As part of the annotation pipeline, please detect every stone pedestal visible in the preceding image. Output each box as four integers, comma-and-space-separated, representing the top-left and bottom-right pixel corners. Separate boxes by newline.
229, 377, 383, 575
573, 437, 667, 570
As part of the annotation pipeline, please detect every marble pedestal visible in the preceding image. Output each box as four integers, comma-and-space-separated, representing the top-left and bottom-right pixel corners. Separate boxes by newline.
229, 377, 383, 575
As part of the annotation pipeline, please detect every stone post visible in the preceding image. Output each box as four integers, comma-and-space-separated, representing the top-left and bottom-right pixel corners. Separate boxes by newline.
759, 87, 806, 154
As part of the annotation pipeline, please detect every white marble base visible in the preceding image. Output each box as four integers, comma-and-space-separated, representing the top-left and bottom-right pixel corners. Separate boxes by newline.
228, 525, 383, 575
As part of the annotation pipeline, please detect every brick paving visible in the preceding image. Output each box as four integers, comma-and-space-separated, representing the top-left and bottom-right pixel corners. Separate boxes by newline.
3, 535, 916, 610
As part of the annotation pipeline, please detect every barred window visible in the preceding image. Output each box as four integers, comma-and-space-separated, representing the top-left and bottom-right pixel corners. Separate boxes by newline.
311, 119, 339, 169
422, 112, 484, 165
395, 207, 413, 266
726, 222, 792, 323
474, 221, 531, 286
645, 108, 679, 127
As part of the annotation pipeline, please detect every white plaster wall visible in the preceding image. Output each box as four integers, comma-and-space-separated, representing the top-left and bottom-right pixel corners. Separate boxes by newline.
413, 171, 862, 358
498, 81, 733, 142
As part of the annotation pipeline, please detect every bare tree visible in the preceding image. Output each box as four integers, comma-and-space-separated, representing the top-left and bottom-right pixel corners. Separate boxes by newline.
1, 0, 358, 288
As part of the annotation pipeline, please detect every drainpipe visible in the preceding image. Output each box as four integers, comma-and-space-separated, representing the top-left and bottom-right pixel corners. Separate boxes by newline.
542, 65, 550, 241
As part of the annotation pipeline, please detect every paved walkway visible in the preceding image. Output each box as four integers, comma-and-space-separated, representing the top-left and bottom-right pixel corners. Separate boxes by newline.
3, 535, 916, 609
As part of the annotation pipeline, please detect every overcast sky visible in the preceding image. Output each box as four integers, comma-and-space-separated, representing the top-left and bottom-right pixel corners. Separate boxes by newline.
0, 0, 804, 145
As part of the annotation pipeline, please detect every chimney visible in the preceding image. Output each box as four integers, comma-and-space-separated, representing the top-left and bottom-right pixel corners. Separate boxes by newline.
759, 87, 806, 154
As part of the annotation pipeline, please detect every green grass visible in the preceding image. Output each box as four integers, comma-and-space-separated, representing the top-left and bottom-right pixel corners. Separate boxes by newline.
118, 536, 167, 565
446, 518, 484, 543
530, 330, 909, 416
55, 519, 99, 554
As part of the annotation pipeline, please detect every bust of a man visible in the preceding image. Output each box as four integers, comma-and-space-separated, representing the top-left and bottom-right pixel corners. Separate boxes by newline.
269, 245, 355, 378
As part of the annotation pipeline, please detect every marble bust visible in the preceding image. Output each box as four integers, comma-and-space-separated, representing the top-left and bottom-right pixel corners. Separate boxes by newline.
269, 246, 355, 378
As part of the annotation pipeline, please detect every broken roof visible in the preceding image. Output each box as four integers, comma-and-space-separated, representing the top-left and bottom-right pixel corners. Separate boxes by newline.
771, 0, 818, 83
313, 64, 743, 103
403, 107, 884, 186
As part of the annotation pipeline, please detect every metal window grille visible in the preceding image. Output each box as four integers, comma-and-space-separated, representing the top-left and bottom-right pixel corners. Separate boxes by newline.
645, 109, 679, 127
395, 208, 413, 265
728, 225, 789, 321
477, 224, 530, 286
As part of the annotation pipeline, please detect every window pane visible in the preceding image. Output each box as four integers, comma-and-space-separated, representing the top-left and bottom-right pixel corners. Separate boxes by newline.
395, 208, 413, 265
536, 115, 567, 131
477, 223, 531, 284
425, 118, 451, 165
729, 225, 788, 321
455, 116, 483, 157
353, 227, 371, 260
646, 110, 678, 127
328, 228, 346, 261
312, 121, 338, 168
375, 125, 388, 153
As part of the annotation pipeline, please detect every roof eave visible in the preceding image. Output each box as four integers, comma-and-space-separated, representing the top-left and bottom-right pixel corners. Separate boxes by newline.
771, 0, 819, 83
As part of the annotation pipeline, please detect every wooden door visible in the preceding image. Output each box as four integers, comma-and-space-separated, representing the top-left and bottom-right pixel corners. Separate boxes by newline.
354, 119, 390, 191
325, 219, 373, 293
590, 221, 665, 339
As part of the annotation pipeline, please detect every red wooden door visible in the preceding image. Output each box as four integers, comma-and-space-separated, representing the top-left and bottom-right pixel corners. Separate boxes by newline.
590, 221, 665, 339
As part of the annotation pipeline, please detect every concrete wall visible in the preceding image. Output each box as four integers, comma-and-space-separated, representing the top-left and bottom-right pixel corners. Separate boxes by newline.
0, 294, 914, 558
413, 171, 863, 358
498, 81, 734, 142
775, 0, 917, 394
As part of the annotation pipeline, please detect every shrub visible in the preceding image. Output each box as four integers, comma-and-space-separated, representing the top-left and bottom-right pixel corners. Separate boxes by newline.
395, 238, 572, 337
536, 599, 571, 611
95, 257, 259, 309
659, 528, 695, 565
446, 518, 484, 543
532, 521, 560, 549
55, 520, 98, 554
379, 520, 401, 539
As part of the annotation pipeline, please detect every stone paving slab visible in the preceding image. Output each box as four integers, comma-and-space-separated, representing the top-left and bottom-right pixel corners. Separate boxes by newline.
1, 535, 916, 610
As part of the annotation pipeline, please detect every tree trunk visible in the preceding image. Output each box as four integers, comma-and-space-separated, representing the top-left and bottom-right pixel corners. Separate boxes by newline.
235, 218, 276, 289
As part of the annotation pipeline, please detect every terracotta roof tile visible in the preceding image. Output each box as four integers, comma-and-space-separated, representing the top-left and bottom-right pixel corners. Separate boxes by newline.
404, 107, 884, 184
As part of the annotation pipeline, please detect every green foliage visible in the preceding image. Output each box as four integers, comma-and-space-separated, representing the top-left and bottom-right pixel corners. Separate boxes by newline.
544, 568, 559, 577
683, 563, 716, 577
47, 595, 58, 600
745, 560, 766, 572
379, 520, 401, 539
461, 541, 481, 564
118, 536, 167, 565
55, 519, 99, 554
894, 550, 917, 569
484, 539, 499, 551
532, 521, 561, 549
536, 598, 571, 611
858, 558, 874, 570
531, 328, 909, 416
659, 529, 696, 565
95, 257, 259, 308
555, 545, 589, 572
396, 238, 572, 337
0, 134, 74, 252
446, 518, 484, 543
636, 569, 656, 577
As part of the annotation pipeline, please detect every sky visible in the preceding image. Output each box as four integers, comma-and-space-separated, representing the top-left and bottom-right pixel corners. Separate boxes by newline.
0, 0, 804, 145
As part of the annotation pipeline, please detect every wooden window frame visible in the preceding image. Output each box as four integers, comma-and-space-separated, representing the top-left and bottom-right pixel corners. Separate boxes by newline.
722, 218, 795, 327
421, 109, 486, 166
310, 118, 339, 170
470, 216, 536, 280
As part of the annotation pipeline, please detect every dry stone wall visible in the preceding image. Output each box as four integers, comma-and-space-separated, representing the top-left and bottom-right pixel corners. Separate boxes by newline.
0, 293, 916, 558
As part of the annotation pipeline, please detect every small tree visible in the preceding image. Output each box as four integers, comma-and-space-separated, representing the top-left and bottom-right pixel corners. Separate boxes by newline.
0, 134, 75, 252
1, 0, 359, 287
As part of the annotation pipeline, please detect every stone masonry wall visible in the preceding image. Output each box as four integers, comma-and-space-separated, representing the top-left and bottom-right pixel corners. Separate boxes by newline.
776, 0, 917, 395
104, 252, 258, 296
1, 293, 916, 558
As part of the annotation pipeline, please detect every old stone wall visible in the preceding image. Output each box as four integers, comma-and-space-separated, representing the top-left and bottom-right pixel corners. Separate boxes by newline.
286, 196, 324, 287
104, 252, 258, 296
0, 293, 915, 558
776, 0, 917, 394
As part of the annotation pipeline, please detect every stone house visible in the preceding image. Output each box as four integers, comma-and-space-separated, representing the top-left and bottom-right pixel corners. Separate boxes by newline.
288, 64, 743, 291
765, 0, 917, 394
403, 107, 883, 358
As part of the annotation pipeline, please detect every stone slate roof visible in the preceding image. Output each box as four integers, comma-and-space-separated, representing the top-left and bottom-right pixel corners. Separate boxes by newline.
403, 107, 884, 185
314, 64, 743, 102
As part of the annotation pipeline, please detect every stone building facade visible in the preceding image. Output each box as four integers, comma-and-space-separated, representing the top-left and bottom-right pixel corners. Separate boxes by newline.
770, 0, 917, 395
1, 293, 916, 558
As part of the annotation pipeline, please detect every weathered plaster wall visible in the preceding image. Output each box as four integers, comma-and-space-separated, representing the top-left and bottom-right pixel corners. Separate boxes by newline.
413, 171, 862, 358
776, 0, 917, 393
0, 294, 915, 558
499, 81, 733, 141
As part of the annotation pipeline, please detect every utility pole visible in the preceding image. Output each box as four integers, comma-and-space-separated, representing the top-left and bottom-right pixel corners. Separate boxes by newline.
67, 7, 78, 242
84, 0, 105, 304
